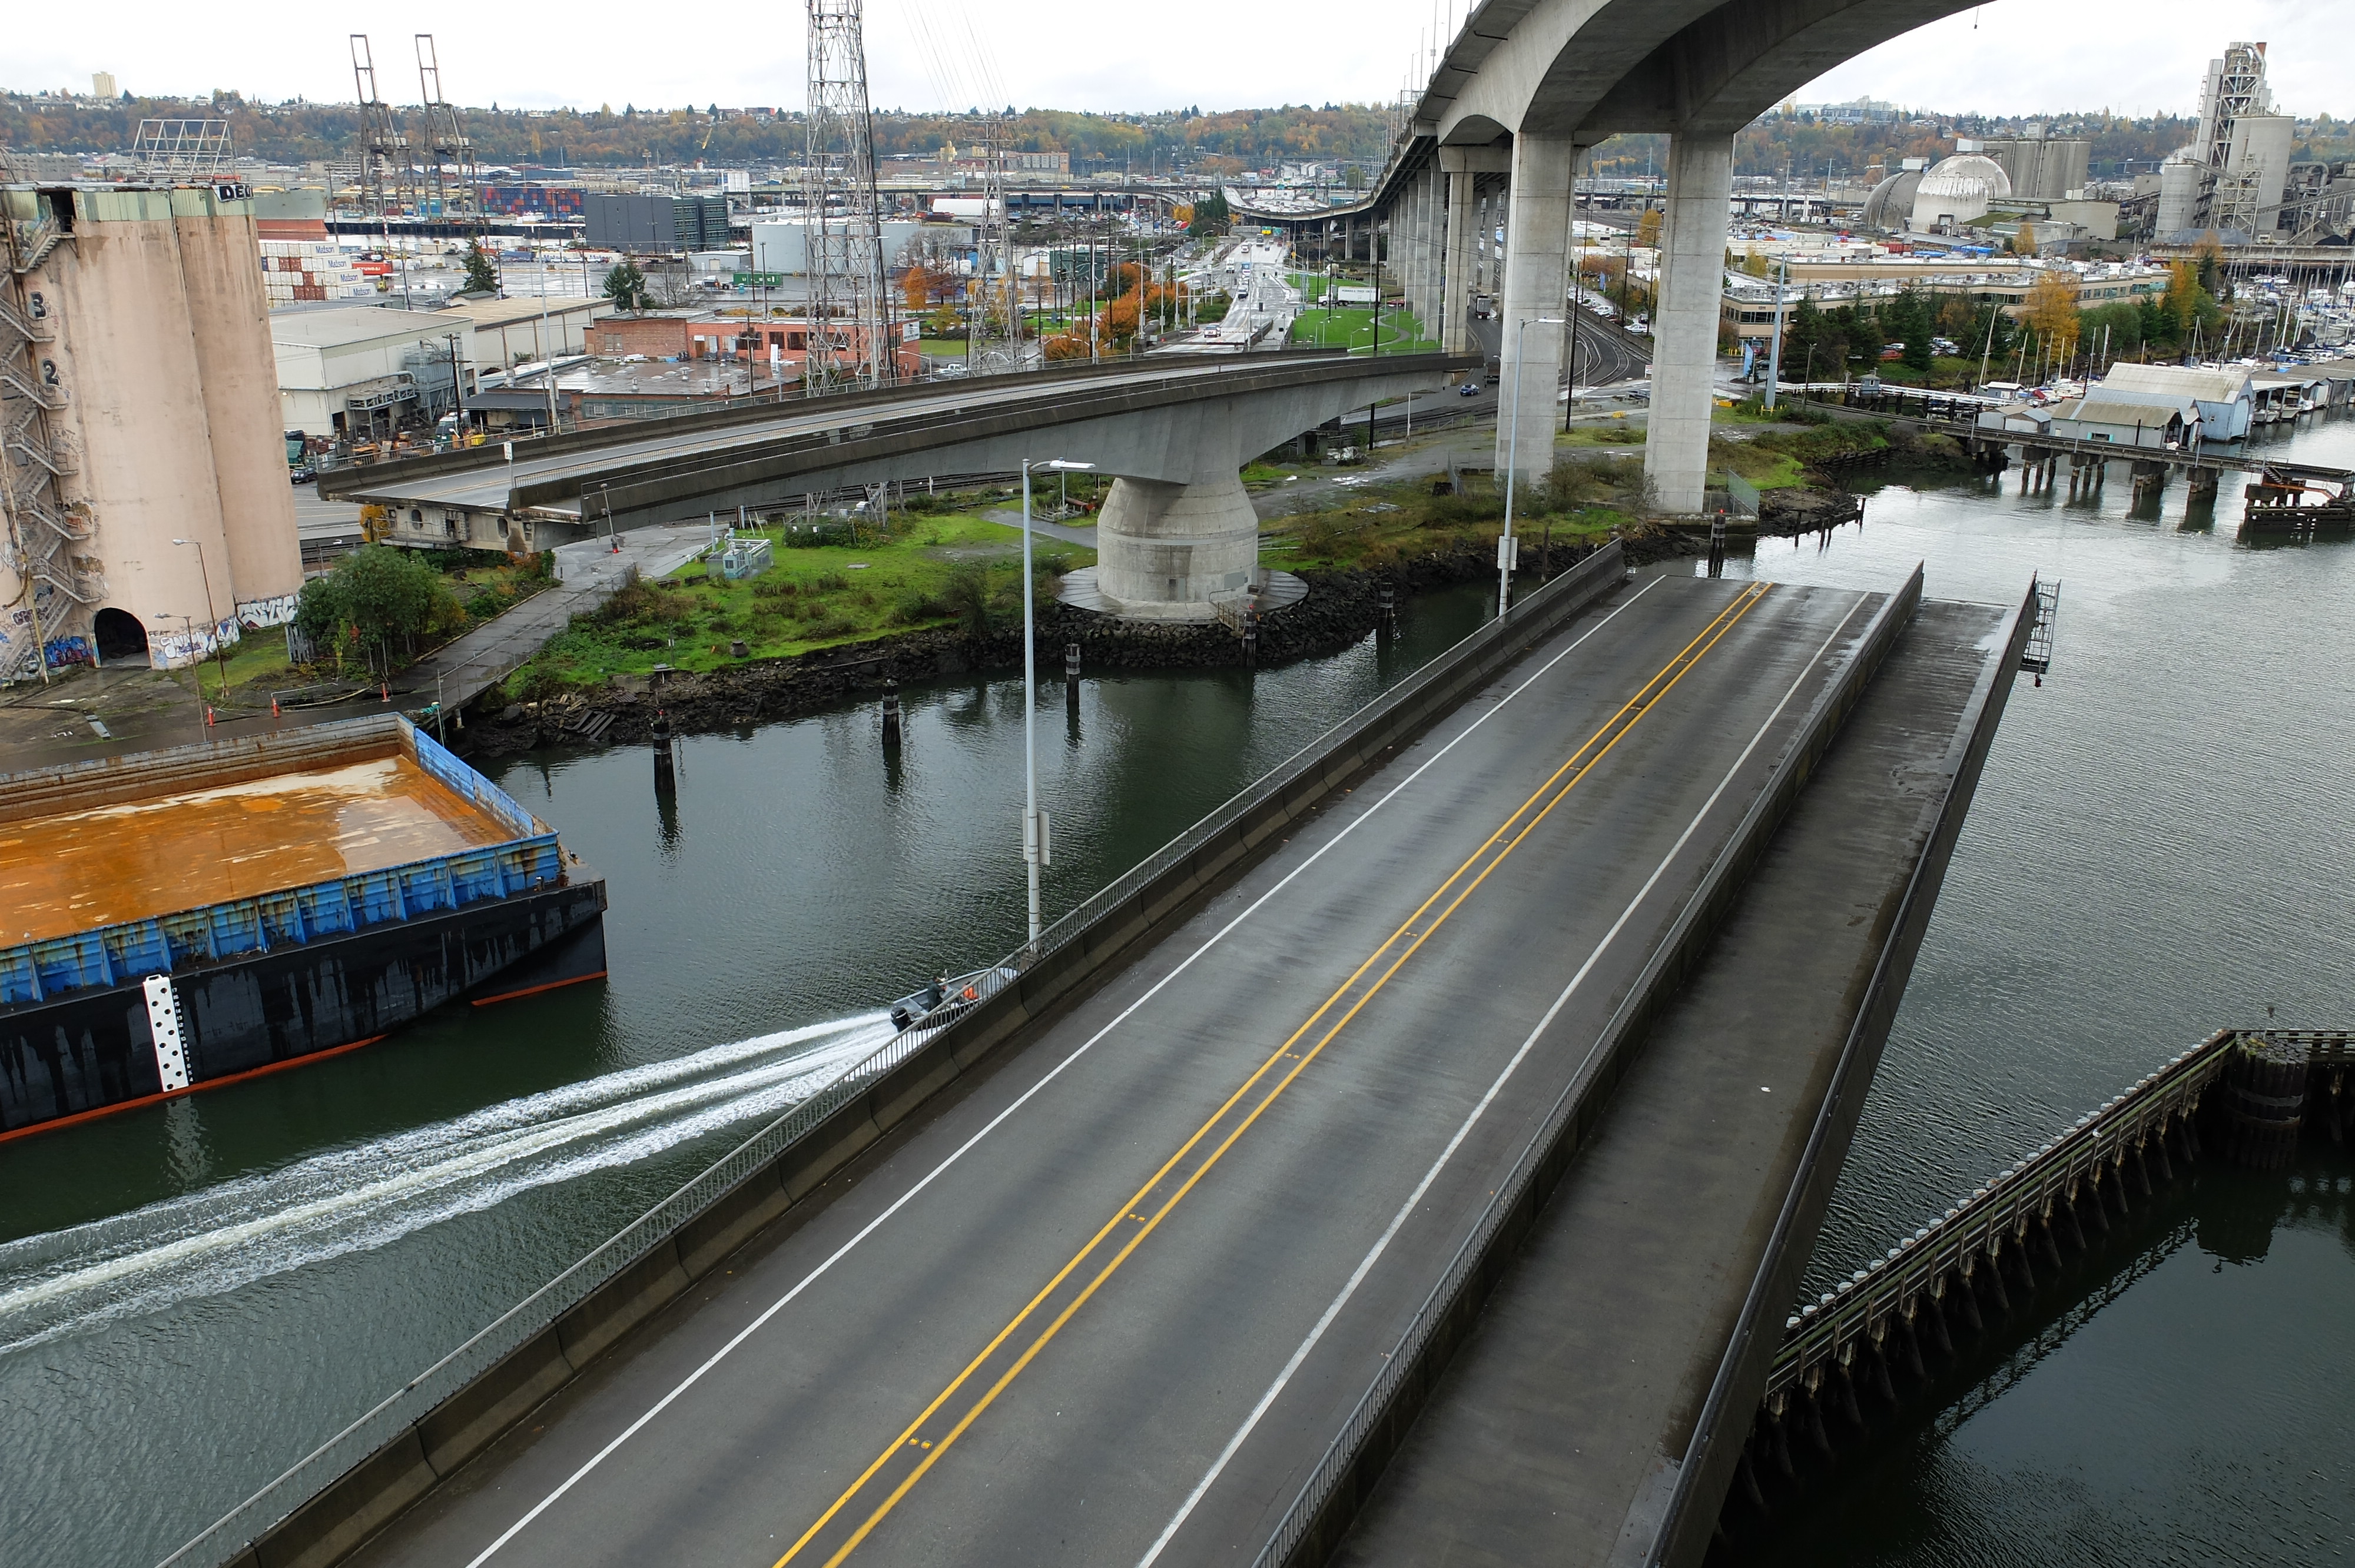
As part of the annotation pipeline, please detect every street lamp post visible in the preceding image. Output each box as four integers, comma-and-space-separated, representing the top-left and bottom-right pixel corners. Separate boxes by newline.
1502, 316, 1565, 618
1019, 456, 1094, 947
171, 537, 230, 703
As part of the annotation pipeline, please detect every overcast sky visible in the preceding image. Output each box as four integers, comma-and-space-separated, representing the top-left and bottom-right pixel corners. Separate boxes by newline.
7, 0, 2347, 124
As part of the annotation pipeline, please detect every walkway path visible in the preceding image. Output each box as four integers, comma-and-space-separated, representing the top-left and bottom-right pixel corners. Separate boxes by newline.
397, 523, 714, 713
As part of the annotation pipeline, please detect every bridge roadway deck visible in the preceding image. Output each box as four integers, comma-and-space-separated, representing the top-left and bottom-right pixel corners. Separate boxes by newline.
333, 363, 1235, 515
349, 572, 1892, 1568
330, 356, 1453, 520
1335, 599, 2018, 1568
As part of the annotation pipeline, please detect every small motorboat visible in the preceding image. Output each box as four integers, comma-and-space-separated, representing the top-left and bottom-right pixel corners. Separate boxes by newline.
890, 966, 1020, 1033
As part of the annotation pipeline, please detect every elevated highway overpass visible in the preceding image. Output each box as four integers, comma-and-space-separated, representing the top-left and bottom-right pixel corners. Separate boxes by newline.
323, 354, 1465, 621
1239, 0, 1985, 513
181, 552, 2035, 1568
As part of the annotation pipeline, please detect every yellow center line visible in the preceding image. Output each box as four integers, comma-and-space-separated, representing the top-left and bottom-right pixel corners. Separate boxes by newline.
776, 580, 1773, 1568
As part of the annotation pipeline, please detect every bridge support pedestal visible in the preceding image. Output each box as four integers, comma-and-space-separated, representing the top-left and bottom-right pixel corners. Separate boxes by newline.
1440, 147, 1511, 358
1646, 133, 1736, 516
1442, 167, 1476, 355
1089, 473, 1261, 622
1495, 134, 1579, 487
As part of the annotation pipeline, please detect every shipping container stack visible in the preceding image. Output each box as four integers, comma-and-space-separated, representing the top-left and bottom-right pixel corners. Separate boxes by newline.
258, 240, 379, 305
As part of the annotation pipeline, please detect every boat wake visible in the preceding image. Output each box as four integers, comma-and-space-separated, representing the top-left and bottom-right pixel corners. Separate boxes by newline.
0, 1013, 893, 1352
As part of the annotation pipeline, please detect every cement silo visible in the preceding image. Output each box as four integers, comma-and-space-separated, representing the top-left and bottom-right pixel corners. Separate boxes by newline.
1, 182, 300, 675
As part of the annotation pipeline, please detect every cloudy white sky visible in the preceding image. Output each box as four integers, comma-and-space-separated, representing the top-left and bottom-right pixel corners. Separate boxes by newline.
7, 0, 2348, 122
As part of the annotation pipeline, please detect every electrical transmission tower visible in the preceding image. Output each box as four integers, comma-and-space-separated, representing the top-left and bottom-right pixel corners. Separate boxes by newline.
802, 0, 894, 393
966, 116, 1023, 376
415, 35, 482, 230
350, 35, 413, 221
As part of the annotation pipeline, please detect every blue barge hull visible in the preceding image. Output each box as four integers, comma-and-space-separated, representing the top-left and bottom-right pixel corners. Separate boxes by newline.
0, 717, 606, 1138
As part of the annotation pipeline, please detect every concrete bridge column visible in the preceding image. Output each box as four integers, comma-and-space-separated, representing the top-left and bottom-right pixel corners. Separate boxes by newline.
1427, 169, 1447, 344
1495, 133, 1578, 486
1472, 188, 1491, 294
1488, 184, 1506, 299
1442, 171, 1476, 354
1644, 133, 1735, 515
1408, 169, 1435, 340
1440, 148, 1510, 357
1093, 474, 1261, 620
1397, 175, 1419, 339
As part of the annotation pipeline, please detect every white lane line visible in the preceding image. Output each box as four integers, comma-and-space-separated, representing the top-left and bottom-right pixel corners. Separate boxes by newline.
1133, 589, 1870, 1567
459, 577, 1670, 1566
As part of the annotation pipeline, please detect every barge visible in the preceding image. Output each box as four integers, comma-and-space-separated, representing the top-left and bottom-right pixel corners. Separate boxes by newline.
0, 715, 606, 1138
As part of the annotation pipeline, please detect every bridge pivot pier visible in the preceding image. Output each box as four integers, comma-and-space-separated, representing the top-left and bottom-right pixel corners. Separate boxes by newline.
1093, 474, 1262, 619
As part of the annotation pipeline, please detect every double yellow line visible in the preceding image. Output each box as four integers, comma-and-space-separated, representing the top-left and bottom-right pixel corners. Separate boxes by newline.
774, 580, 1773, 1568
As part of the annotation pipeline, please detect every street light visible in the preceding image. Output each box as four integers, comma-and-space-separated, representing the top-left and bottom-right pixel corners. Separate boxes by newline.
171, 537, 230, 703
1502, 317, 1565, 618
1019, 456, 1094, 947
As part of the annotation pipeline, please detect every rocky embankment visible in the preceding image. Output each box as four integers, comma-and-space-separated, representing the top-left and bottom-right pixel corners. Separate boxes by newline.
459, 536, 1607, 756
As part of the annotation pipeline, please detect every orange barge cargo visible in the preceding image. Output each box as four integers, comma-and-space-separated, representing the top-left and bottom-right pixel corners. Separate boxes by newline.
0, 716, 606, 1137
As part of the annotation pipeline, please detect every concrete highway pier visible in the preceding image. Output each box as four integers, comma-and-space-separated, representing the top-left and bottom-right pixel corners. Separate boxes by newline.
210, 556, 2032, 1568
1240, 0, 1989, 512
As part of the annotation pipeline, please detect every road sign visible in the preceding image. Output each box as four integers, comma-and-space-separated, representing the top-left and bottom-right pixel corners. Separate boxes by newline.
732, 271, 786, 287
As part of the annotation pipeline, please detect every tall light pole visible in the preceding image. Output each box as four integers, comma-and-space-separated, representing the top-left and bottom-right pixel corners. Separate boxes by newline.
1502, 316, 1564, 618
1763, 252, 1789, 411
171, 537, 230, 702
1019, 456, 1093, 947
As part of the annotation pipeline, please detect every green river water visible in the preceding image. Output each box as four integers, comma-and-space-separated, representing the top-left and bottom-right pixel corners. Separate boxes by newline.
3, 415, 2352, 1566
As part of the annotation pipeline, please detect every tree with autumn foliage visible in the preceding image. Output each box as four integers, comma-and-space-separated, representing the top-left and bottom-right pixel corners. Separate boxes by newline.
2022, 271, 2081, 356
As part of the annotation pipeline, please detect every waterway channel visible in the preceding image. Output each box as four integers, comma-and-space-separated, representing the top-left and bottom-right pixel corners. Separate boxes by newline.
3, 414, 2353, 1566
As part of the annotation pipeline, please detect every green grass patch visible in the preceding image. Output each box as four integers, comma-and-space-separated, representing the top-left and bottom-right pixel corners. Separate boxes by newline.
1558, 423, 1648, 449
178, 633, 296, 703
1288, 306, 1438, 355
500, 510, 1093, 696
1260, 467, 1626, 573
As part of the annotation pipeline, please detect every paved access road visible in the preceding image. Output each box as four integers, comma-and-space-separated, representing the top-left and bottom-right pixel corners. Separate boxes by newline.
400, 523, 714, 713
354, 570, 1888, 1568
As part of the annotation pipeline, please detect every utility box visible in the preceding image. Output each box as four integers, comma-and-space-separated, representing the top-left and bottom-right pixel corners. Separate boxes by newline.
708, 536, 774, 580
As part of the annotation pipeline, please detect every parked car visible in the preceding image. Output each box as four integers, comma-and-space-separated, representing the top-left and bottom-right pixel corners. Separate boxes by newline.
1930, 337, 1961, 356
1879, 344, 1906, 360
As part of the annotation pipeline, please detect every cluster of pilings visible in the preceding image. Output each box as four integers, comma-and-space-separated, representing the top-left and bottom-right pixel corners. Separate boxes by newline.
2014, 448, 2061, 493
1717, 1029, 2352, 1547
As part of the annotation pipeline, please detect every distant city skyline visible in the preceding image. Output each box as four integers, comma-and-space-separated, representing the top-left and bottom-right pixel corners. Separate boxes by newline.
5, 0, 2345, 131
